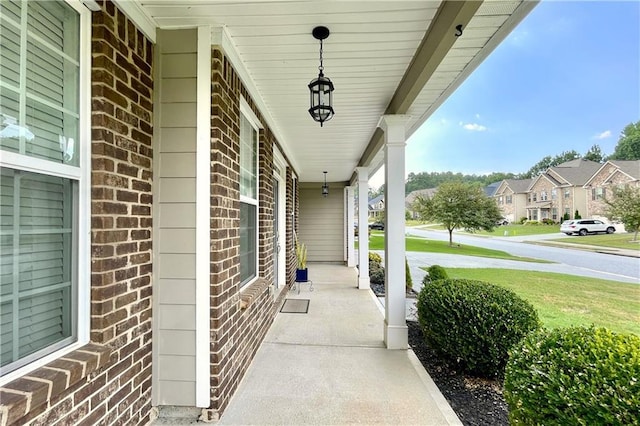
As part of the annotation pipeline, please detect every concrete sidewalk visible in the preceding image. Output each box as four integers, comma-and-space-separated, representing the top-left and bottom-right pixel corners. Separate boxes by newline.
217, 263, 461, 425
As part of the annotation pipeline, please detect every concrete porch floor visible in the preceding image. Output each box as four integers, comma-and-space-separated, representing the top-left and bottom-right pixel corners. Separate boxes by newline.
217, 263, 461, 425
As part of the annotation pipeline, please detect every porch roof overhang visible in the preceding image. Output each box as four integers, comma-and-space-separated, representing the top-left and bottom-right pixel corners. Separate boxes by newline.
116, 0, 537, 184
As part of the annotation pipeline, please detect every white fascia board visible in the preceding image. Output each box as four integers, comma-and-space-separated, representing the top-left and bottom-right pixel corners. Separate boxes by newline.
211, 26, 300, 176
112, 0, 157, 43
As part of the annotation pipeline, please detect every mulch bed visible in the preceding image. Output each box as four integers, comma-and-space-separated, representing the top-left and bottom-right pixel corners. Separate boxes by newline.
407, 320, 509, 426
371, 281, 509, 425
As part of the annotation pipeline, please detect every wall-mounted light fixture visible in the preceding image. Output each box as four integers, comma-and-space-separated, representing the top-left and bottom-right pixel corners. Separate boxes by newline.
308, 26, 334, 127
322, 171, 329, 197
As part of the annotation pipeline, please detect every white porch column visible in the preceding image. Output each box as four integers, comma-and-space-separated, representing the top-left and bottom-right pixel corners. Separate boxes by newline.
346, 186, 356, 267
380, 115, 409, 350
356, 167, 370, 289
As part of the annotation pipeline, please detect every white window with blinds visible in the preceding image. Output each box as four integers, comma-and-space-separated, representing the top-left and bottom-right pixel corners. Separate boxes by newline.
239, 101, 260, 287
0, 0, 90, 382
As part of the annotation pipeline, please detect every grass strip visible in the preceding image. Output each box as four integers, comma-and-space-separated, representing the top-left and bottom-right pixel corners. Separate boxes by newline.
434, 268, 639, 335
547, 233, 640, 251
364, 234, 552, 263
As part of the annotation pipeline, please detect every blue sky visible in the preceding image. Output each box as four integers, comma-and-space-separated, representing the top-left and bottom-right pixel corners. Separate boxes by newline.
371, 0, 639, 188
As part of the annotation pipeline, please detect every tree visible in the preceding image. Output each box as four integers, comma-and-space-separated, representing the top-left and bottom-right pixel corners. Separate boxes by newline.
413, 181, 503, 246
609, 121, 640, 160
583, 144, 605, 162
521, 150, 581, 178
605, 186, 640, 241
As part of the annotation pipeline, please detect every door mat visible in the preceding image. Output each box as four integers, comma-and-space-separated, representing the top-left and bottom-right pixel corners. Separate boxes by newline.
280, 299, 310, 314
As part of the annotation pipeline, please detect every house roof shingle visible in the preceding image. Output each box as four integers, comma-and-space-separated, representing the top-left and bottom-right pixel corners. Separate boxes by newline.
610, 160, 640, 180
405, 188, 437, 207
504, 178, 532, 193
548, 159, 602, 186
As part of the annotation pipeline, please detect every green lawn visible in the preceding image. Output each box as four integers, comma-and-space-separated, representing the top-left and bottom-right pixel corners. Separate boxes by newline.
413, 223, 562, 237
548, 233, 640, 251
435, 268, 639, 335
466, 224, 562, 237
364, 233, 551, 263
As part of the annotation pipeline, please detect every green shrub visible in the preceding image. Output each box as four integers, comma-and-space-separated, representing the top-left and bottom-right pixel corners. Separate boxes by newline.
417, 279, 540, 378
574, 209, 582, 219
519, 217, 528, 224
541, 218, 555, 225
524, 220, 540, 225
505, 326, 640, 425
405, 257, 413, 291
563, 212, 570, 221
423, 265, 448, 284
368, 252, 382, 266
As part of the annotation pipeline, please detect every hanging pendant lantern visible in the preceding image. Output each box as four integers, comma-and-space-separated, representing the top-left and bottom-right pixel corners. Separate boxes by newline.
308, 26, 334, 127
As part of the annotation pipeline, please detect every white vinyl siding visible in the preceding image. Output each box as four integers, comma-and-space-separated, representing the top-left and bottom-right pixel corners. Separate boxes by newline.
153, 29, 198, 406
0, 0, 88, 379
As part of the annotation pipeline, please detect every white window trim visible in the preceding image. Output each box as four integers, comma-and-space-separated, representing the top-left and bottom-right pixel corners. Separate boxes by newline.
0, 0, 91, 386
239, 98, 262, 288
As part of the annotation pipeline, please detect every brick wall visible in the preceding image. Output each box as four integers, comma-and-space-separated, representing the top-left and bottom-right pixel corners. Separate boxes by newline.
88, 1, 154, 424
258, 129, 275, 284
0, 2, 154, 425
208, 48, 293, 419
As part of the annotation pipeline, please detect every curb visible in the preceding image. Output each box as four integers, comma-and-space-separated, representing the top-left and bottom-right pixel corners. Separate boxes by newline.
525, 240, 640, 258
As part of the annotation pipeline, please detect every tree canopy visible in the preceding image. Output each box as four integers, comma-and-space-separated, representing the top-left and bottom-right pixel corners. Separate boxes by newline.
583, 144, 605, 162
609, 121, 640, 160
605, 186, 640, 241
520, 150, 581, 179
405, 171, 516, 194
412, 181, 503, 246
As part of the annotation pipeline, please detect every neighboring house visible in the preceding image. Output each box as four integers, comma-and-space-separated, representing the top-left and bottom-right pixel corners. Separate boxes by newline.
526, 159, 602, 222
484, 181, 500, 197
492, 179, 532, 223
0, 1, 537, 425
405, 188, 437, 219
583, 160, 640, 218
368, 194, 384, 218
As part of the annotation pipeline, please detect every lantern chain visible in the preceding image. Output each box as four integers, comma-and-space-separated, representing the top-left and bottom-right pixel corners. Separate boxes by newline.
318, 39, 324, 74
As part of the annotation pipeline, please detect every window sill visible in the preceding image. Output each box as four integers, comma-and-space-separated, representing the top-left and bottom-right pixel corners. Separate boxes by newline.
239, 278, 270, 310
0, 343, 112, 426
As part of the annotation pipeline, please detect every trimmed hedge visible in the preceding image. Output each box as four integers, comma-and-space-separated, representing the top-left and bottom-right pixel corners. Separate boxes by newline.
417, 279, 540, 378
424, 265, 448, 283
368, 252, 382, 265
369, 252, 384, 285
505, 326, 640, 425
405, 257, 413, 291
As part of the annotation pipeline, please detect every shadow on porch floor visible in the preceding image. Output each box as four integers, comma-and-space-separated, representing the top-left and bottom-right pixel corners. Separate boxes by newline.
217, 263, 461, 425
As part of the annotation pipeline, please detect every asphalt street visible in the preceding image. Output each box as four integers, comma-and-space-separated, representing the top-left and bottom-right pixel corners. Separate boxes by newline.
373, 227, 640, 292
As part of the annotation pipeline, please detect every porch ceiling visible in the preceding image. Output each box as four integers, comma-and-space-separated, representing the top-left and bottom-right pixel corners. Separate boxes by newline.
125, 1, 536, 183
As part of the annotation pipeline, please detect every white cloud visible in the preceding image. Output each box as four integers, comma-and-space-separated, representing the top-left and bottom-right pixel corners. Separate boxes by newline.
475, 113, 481, 120
594, 130, 611, 140
461, 123, 487, 132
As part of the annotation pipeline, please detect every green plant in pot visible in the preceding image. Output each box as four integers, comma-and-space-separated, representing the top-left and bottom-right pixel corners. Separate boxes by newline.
295, 238, 308, 282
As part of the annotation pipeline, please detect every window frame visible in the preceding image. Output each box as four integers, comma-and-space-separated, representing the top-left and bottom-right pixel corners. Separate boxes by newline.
0, 0, 91, 385
238, 98, 262, 288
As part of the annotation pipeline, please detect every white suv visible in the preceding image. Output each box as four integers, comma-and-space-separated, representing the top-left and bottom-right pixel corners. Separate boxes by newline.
560, 219, 616, 236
